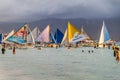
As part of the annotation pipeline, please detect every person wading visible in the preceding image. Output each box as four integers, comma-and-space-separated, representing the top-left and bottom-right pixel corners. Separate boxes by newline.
13, 46, 16, 55
116, 48, 120, 63
1, 43, 5, 54
1, 47, 5, 54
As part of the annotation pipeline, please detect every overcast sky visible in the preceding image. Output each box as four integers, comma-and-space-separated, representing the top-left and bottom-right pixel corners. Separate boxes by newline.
0, 0, 120, 22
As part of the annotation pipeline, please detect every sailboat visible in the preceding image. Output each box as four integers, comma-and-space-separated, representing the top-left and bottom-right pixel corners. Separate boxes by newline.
68, 22, 87, 44
27, 27, 40, 48
26, 27, 36, 48
81, 26, 94, 44
54, 28, 64, 44
99, 21, 110, 47
36, 25, 50, 43
61, 22, 87, 45
7, 24, 29, 44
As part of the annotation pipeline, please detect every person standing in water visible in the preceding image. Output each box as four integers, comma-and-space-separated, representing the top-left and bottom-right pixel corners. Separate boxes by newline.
112, 44, 118, 57
116, 48, 120, 63
13, 46, 16, 55
1, 43, 5, 54
1, 47, 5, 54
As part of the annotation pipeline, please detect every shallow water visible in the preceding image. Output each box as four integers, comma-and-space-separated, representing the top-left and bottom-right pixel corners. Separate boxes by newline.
0, 47, 119, 80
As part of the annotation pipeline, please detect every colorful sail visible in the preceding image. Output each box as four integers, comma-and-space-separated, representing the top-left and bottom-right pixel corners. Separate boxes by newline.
68, 22, 81, 43
54, 28, 64, 44
99, 21, 110, 47
7, 24, 28, 44
36, 25, 50, 43
68, 22, 87, 43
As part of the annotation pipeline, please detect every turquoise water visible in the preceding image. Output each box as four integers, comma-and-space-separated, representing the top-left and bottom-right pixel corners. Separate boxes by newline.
0, 47, 119, 80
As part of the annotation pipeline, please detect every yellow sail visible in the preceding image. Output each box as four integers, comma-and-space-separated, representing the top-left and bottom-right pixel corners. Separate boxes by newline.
68, 22, 81, 43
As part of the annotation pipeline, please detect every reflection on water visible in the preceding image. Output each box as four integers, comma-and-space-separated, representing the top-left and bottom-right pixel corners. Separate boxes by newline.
0, 47, 119, 80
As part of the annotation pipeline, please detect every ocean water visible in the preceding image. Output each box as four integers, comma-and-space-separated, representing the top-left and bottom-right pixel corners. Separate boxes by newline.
0, 47, 119, 80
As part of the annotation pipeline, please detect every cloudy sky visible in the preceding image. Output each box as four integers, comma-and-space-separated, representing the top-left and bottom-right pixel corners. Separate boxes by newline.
0, 0, 120, 22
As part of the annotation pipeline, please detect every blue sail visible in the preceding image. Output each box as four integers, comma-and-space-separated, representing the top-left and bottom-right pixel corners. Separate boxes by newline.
0, 33, 2, 44
50, 32, 56, 43
54, 28, 64, 44
103, 21, 110, 42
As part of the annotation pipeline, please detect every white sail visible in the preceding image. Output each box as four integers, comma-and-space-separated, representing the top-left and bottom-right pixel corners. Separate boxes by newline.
99, 23, 104, 45
27, 27, 35, 44
81, 26, 90, 39
61, 29, 68, 44
99, 21, 110, 47
36, 25, 50, 43
32, 27, 40, 40
2, 30, 15, 43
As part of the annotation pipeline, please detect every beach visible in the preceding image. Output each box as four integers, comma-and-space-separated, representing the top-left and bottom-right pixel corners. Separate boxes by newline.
0, 47, 119, 80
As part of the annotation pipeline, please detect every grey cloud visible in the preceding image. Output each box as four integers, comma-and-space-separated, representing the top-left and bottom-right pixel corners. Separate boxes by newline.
0, 0, 119, 22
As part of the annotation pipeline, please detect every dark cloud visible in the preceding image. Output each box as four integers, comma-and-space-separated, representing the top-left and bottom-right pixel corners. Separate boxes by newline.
0, 0, 119, 22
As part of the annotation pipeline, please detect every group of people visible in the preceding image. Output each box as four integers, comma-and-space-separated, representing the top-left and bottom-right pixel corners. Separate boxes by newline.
112, 44, 120, 63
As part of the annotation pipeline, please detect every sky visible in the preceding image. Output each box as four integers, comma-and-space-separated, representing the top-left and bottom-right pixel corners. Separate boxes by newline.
0, 0, 120, 22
